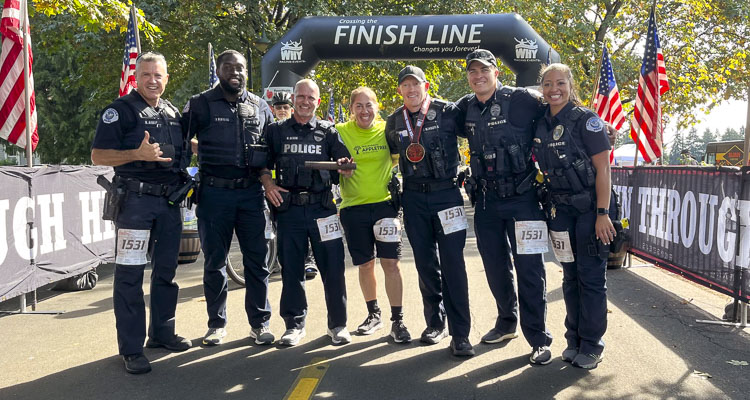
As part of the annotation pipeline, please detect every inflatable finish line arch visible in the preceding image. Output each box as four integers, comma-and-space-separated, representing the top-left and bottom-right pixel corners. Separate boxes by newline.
261, 13, 560, 101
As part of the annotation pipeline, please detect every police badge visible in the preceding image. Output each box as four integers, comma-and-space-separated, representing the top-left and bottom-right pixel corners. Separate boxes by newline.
102, 108, 119, 124
426, 109, 437, 121
490, 104, 501, 117
313, 130, 325, 142
553, 125, 564, 140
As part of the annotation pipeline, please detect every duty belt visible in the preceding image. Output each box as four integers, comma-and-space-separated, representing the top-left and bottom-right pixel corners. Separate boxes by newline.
403, 179, 456, 193
477, 178, 517, 199
121, 178, 176, 197
289, 191, 325, 205
202, 174, 257, 189
551, 191, 594, 206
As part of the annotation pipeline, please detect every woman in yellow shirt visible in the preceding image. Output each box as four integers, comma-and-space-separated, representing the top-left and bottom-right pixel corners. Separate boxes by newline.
337, 87, 411, 343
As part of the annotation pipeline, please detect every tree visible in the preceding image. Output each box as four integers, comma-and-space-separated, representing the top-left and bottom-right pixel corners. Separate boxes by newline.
667, 129, 687, 165
721, 127, 743, 141
10, 0, 750, 163
685, 127, 701, 159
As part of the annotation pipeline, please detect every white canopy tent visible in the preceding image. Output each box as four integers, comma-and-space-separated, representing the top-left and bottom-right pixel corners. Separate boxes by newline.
612, 144, 646, 166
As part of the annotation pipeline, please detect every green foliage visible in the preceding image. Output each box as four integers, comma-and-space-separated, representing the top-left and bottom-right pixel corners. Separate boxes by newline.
721, 127, 744, 141
13, 0, 750, 163
666, 128, 687, 164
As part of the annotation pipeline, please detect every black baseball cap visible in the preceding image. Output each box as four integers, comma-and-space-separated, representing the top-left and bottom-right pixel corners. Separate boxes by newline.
465, 49, 497, 70
398, 66, 426, 84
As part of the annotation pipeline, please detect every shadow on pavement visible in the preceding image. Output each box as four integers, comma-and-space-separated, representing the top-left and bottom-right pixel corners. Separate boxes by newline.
605, 267, 750, 399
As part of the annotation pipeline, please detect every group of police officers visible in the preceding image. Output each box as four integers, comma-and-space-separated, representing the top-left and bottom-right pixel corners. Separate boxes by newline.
92, 47, 614, 375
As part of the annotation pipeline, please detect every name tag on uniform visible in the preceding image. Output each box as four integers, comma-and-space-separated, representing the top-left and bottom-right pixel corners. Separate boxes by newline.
514, 220, 548, 254
438, 206, 468, 235
373, 218, 401, 243
264, 209, 275, 240
549, 230, 575, 263
316, 214, 343, 242
115, 229, 150, 265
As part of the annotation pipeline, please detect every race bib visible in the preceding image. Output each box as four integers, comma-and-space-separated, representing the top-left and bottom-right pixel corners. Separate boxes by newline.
115, 229, 150, 265
438, 206, 468, 235
549, 230, 575, 263
515, 220, 549, 254
316, 214, 343, 242
373, 218, 401, 243
264, 209, 275, 240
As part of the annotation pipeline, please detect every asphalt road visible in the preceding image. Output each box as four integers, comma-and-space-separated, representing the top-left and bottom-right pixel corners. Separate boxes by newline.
1, 203, 749, 400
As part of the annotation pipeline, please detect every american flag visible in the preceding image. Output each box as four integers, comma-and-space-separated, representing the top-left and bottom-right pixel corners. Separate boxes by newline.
208, 43, 218, 88
119, 12, 139, 97
593, 46, 624, 164
0, 0, 37, 151
337, 103, 345, 123
326, 89, 335, 122
629, 9, 670, 163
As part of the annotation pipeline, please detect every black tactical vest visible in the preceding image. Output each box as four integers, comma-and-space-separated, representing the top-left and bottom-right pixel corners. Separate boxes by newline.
196, 90, 268, 169
393, 99, 460, 182
463, 87, 535, 181
532, 106, 597, 194
275, 120, 336, 192
114, 93, 185, 177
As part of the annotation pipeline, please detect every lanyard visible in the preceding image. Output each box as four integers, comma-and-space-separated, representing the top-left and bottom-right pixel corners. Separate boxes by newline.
401, 95, 431, 144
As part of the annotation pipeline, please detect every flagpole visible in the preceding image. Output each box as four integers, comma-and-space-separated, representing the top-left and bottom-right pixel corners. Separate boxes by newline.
652, 0, 664, 165
131, 4, 141, 53
743, 84, 750, 166
21, 0, 31, 167
590, 43, 604, 109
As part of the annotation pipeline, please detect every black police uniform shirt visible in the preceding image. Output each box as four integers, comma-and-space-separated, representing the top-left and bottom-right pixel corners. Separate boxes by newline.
181, 86, 273, 179
385, 99, 462, 184
265, 116, 351, 192
535, 101, 610, 175
92, 90, 185, 185
454, 86, 545, 180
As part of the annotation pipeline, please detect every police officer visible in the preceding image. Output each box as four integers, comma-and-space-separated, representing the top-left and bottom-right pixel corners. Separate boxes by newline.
263, 79, 354, 346
182, 50, 275, 347
271, 91, 319, 280
386, 66, 474, 356
91, 52, 191, 374
533, 63, 617, 369
456, 49, 553, 365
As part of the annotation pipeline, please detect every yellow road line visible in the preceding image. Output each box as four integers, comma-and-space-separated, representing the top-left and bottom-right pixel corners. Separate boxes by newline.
283, 357, 329, 400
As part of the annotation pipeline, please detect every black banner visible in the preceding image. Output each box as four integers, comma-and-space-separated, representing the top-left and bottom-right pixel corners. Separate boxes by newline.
0, 165, 115, 301
260, 14, 560, 102
613, 166, 750, 301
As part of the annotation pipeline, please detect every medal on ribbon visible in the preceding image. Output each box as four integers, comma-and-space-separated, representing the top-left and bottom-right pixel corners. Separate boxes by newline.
402, 95, 432, 163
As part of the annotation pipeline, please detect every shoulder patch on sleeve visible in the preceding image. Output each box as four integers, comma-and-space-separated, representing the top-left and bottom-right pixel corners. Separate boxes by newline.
585, 116, 604, 133
102, 108, 119, 124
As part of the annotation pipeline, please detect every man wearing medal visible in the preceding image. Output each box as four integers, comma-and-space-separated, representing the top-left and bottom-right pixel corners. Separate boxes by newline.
455, 49, 553, 365
385, 66, 474, 357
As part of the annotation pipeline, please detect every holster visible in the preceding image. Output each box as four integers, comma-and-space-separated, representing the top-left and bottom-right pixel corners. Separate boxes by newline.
588, 234, 610, 260
515, 169, 535, 195
98, 175, 125, 222
190, 173, 202, 206
610, 219, 628, 253
464, 176, 477, 207
322, 190, 336, 210
387, 172, 402, 212
167, 178, 196, 207
274, 191, 291, 213
570, 192, 593, 214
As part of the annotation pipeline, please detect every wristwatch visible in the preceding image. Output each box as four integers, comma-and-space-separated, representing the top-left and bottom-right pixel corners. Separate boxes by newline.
596, 208, 609, 215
